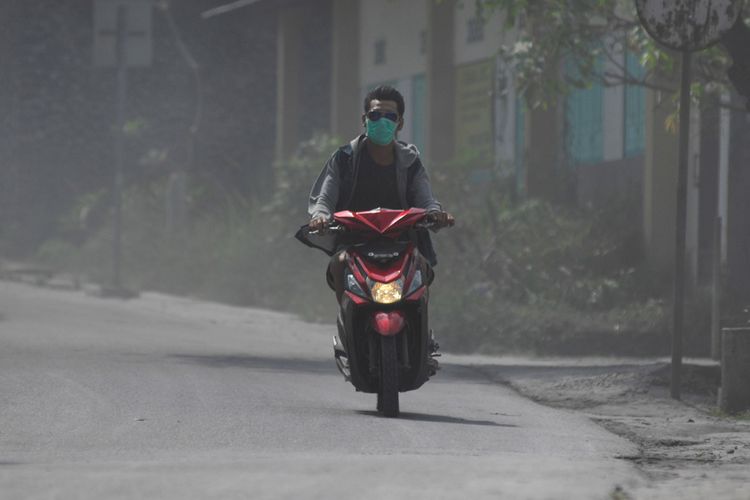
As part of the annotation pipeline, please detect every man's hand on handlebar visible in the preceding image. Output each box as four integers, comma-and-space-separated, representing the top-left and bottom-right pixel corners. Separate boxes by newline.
309, 215, 331, 233
426, 211, 455, 229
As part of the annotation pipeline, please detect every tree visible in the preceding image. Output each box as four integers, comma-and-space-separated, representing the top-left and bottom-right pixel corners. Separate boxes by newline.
480, 0, 748, 108
721, 18, 750, 106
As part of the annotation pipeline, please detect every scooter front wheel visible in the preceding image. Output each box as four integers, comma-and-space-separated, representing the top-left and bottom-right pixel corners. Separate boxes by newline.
378, 334, 399, 418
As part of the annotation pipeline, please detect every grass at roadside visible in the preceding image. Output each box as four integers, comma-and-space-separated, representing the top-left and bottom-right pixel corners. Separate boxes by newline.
709, 409, 750, 421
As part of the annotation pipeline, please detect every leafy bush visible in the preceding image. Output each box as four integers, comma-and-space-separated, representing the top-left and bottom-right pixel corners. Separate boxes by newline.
36, 137, 337, 321
37, 133, 678, 355
427, 158, 670, 354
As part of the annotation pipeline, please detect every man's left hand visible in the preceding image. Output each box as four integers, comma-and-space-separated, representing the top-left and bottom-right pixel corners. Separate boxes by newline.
427, 211, 455, 229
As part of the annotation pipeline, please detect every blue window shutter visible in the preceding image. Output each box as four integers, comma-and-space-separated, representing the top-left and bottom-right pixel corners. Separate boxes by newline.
624, 52, 646, 157
566, 57, 604, 165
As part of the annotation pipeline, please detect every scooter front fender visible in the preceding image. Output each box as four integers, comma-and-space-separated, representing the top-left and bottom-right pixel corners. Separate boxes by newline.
371, 310, 406, 336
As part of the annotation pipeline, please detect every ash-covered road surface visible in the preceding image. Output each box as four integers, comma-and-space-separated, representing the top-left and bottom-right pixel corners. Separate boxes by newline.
0, 280, 643, 499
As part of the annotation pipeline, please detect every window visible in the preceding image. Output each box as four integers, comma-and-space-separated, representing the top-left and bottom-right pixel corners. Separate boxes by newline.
374, 39, 386, 65
624, 51, 646, 157
565, 56, 604, 165
467, 17, 484, 43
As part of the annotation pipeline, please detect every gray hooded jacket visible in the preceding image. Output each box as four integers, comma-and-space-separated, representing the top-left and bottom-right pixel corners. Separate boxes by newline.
308, 134, 442, 264
308, 134, 442, 219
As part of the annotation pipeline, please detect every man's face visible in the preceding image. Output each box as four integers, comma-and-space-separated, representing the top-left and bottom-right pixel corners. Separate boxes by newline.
363, 99, 404, 133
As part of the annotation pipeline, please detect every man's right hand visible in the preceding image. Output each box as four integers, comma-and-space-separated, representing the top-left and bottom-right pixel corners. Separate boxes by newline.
308, 216, 330, 233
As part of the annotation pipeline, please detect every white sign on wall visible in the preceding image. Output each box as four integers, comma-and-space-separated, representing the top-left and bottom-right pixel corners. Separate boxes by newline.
93, 0, 154, 67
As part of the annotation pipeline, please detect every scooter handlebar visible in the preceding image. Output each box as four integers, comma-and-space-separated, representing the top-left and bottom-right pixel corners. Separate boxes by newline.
309, 224, 345, 235
309, 211, 448, 234
311, 220, 439, 235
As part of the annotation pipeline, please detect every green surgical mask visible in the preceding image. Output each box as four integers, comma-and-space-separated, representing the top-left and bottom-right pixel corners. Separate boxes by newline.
365, 118, 397, 146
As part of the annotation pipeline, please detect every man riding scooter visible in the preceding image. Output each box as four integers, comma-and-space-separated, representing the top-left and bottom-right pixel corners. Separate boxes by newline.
299, 85, 454, 417
307, 85, 454, 300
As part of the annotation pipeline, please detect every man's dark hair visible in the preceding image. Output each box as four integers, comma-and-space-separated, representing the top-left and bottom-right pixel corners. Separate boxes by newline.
364, 85, 405, 117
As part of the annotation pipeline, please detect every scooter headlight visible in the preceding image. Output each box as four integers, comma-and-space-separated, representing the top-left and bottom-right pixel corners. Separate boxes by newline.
371, 278, 404, 304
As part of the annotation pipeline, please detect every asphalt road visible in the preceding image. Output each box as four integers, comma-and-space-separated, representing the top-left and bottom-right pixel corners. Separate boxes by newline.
0, 280, 644, 499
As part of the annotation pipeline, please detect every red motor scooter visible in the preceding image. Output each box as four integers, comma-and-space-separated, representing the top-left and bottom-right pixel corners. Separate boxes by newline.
297, 208, 442, 417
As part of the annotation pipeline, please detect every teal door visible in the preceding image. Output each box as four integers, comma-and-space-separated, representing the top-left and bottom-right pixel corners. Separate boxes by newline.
624, 51, 646, 157
566, 57, 604, 165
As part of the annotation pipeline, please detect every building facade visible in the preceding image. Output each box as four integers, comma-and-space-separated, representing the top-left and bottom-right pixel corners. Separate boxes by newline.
266, 0, 743, 291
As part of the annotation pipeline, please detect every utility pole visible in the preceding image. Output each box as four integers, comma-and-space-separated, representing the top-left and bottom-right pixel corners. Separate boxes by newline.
113, 5, 127, 291
670, 49, 691, 399
93, 0, 154, 297
636, 0, 740, 399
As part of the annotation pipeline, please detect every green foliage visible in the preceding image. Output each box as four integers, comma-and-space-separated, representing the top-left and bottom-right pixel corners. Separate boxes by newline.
428, 160, 669, 353
36, 137, 337, 321
266, 133, 343, 225
37, 134, 676, 355
609, 485, 633, 500
709, 408, 750, 420
0, 0, 281, 256
481, 0, 745, 107
123, 118, 150, 137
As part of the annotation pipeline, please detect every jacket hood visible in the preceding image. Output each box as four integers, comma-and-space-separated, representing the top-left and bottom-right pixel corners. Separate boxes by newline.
350, 134, 420, 169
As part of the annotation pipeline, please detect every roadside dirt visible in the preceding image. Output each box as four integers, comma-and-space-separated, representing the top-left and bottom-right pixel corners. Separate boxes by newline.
448, 356, 750, 499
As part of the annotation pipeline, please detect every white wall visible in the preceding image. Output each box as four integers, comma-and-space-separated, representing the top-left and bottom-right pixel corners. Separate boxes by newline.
358, 0, 427, 147
358, 0, 519, 166
359, 0, 509, 82
454, 4, 518, 172
453, 2, 505, 66
358, 0, 426, 87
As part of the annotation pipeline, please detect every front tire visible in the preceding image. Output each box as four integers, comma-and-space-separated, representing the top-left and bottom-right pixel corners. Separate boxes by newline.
378, 335, 399, 417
